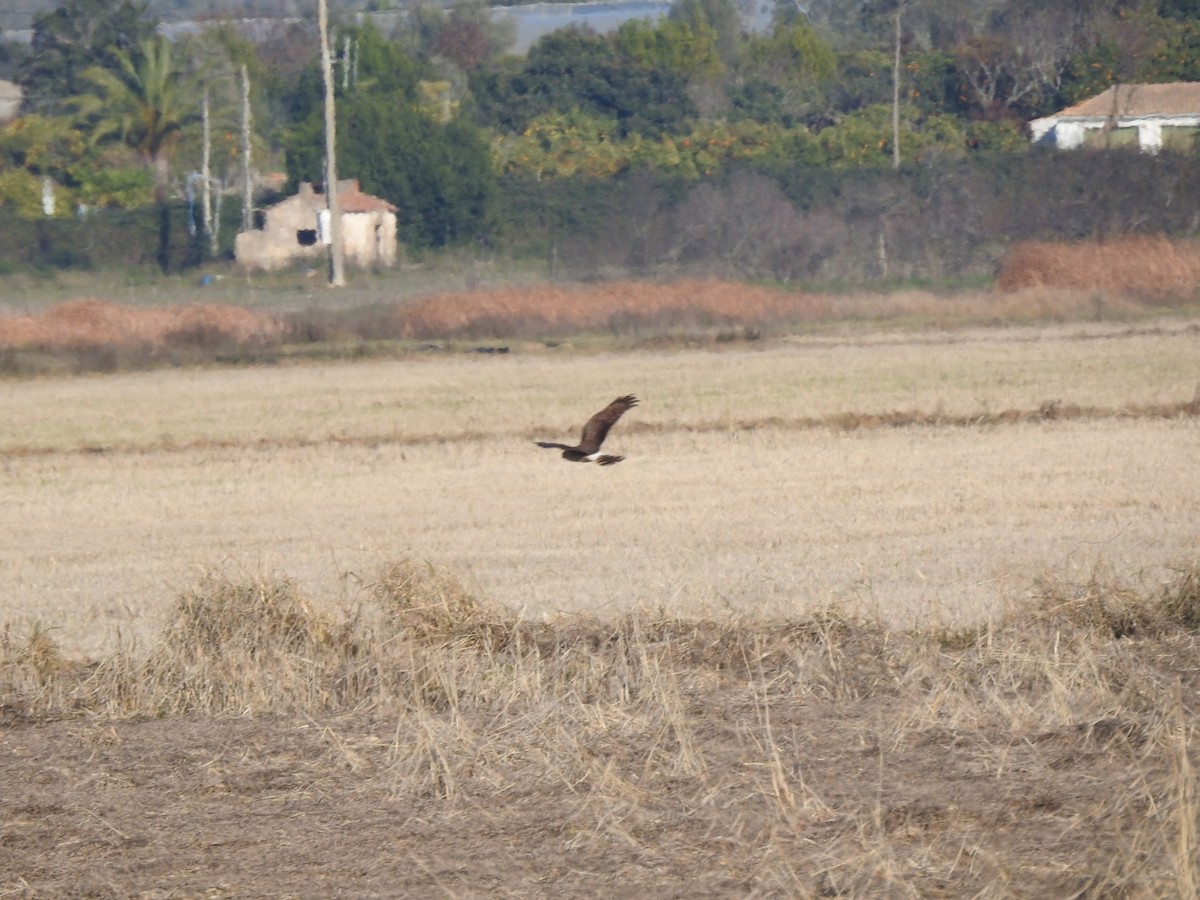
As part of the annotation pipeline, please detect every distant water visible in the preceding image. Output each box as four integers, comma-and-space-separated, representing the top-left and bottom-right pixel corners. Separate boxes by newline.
497, 1, 673, 53
3, 3, 774, 56
497, 0, 776, 54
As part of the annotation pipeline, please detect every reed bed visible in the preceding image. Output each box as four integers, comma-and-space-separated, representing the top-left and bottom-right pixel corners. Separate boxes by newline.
997, 235, 1200, 300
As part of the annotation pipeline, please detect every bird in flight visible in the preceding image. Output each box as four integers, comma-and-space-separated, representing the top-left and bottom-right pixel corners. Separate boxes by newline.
536, 395, 638, 466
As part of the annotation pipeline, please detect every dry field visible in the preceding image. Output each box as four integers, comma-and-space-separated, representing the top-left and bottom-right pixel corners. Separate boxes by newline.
3, 281, 1200, 896
3, 317, 1198, 653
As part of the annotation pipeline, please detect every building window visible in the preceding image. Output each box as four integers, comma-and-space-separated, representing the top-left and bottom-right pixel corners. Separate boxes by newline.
297, 229, 318, 247
1162, 127, 1199, 152
1083, 126, 1138, 149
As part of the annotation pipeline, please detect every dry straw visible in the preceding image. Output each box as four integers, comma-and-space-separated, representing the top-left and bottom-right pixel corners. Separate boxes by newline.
5, 558, 1200, 893
998, 235, 1200, 300
395, 278, 831, 339
0, 298, 284, 351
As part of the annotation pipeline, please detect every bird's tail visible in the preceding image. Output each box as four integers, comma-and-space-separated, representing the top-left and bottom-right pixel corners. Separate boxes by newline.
596, 455, 624, 466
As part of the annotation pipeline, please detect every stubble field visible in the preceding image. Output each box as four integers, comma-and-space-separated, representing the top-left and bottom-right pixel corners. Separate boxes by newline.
3, 284, 1200, 896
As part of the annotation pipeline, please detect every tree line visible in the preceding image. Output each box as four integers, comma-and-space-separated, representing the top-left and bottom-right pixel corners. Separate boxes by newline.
1, 0, 1199, 279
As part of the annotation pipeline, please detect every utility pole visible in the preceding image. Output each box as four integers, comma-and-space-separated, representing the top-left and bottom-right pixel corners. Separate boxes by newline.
892, 4, 903, 170
201, 88, 215, 257
241, 64, 253, 233
318, 0, 345, 287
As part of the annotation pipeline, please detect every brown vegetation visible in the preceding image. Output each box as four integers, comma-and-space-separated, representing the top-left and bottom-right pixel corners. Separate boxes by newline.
3, 269, 1199, 378
393, 278, 831, 340
998, 235, 1200, 300
0, 281, 827, 371
3, 318, 1194, 648
0, 298, 285, 366
0, 279, 827, 376
3, 560, 1200, 895
2, 277, 1198, 894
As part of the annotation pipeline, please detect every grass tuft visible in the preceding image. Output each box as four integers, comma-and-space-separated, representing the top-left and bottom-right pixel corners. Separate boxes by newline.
1029, 568, 1161, 638
371, 558, 498, 641
6, 560, 1200, 892
1159, 562, 1200, 631
159, 574, 334, 659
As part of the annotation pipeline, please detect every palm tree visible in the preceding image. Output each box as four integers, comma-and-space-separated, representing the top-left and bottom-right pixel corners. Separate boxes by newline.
71, 35, 197, 271
72, 35, 192, 203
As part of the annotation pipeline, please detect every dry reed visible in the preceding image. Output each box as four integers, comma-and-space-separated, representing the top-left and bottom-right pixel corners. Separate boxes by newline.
395, 278, 831, 339
0, 298, 284, 352
997, 235, 1200, 300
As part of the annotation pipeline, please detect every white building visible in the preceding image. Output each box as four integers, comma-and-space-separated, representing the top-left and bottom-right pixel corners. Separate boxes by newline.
1030, 83, 1200, 154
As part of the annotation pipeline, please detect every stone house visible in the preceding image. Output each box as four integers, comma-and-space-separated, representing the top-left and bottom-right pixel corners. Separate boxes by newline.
234, 179, 398, 272
1030, 82, 1200, 153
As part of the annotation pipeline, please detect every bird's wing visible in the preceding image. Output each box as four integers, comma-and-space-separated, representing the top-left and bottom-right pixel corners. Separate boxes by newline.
577, 395, 638, 453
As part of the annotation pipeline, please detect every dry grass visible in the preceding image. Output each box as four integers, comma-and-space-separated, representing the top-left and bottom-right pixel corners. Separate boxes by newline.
998, 235, 1200, 300
4, 560, 1200, 894
2, 277, 1199, 893
3, 273, 1197, 379
0, 298, 284, 351
1, 319, 1197, 661
3, 317, 1196, 456
394, 278, 831, 340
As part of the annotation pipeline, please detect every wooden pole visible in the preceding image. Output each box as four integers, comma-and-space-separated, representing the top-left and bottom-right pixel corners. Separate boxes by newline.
892, 6, 902, 170
201, 88, 215, 257
240, 65, 253, 233
318, 0, 345, 287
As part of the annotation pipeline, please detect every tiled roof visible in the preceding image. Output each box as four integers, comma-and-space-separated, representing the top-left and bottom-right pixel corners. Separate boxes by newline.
296, 179, 398, 214
336, 181, 398, 214
1057, 83, 1200, 118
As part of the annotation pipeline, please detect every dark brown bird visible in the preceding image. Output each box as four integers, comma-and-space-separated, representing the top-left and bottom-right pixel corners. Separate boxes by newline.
536, 395, 638, 466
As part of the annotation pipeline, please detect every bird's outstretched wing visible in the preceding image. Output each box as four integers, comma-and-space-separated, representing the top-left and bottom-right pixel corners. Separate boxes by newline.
576, 395, 638, 454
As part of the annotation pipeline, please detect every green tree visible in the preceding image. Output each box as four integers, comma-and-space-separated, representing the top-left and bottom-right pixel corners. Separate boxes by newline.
0, 113, 85, 182
815, 49, 893, 124
67, 33, 197, 270
166, 27, 274, 194
288, 95, 496, 249
392, 0, 514, 72
900, 49, 962, 118
470, 27, 697, 138
0, 110, 155, 213
1058, 40, 1125, 105
72, 34, 194, 202
19, 0, 157, 114
493, 109, 629, 180
284, 20, 421, 124
736, 18, 837, 124
284, 28, 494, 249
668, 0, 742, 68
0, 167, 45, 217
1143, 17, 1200, 82
494, 114, 818, 181
614, 18, 722, 81
818, 103, 966, 168
742, 19, 837, 86
1157, 0, 1200, 18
